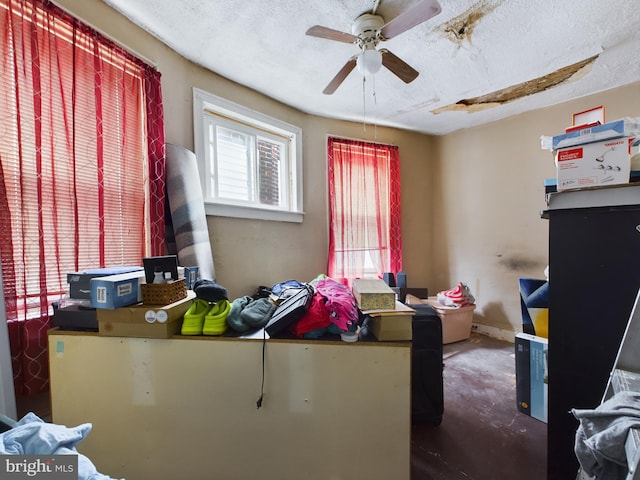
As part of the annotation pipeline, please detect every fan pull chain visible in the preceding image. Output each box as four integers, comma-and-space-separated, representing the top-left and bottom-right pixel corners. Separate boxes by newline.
360, 74, 380, 138
372, 73, 378, 140
362, 75, 367, 132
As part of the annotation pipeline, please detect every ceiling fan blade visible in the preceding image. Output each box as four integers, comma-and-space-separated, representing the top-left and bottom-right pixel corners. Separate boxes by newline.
380, 0, 442, 39
380, 49, 419, 83
306, 25, 358, 44
323, 57, 357, 95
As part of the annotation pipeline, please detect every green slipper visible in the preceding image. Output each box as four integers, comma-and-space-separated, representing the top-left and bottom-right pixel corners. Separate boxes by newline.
181, 299, 212, 335
203, 299, 231, 336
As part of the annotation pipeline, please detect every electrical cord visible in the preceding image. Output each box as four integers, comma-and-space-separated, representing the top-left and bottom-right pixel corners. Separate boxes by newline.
256, 327, 266, 409
256, 283, 314, 410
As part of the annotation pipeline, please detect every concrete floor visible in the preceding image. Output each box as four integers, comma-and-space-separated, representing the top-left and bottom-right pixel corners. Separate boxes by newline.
411, 333, 547, 480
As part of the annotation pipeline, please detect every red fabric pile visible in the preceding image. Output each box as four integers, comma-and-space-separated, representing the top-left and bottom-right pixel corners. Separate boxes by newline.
436, 282, 475, 308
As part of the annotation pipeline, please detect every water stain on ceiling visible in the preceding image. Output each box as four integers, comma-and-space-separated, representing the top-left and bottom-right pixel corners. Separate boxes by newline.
440, 0, 499, 45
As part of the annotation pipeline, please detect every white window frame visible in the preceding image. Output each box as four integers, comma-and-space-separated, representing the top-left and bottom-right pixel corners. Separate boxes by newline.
193, 88, 304, 223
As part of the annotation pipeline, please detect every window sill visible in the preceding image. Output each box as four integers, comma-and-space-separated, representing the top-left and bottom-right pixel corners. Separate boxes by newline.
204, 202, 304, 223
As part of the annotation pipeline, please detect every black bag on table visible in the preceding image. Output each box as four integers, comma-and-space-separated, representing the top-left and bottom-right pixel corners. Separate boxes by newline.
264, 284, 314, 337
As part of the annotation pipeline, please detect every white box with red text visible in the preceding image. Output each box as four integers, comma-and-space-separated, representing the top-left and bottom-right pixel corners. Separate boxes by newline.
555, 137, 634, 191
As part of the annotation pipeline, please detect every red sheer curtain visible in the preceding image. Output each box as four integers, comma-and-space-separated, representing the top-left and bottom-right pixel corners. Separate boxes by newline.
0, 0, 165, 395
327, 137, 402, 282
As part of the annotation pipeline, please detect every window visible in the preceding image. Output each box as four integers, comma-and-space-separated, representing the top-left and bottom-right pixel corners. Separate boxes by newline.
193, 88, 303, 222
0, 0, 165, 395
327, 137, 403, 280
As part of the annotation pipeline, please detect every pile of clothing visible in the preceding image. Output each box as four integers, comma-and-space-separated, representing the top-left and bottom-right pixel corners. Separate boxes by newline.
436, 282, 475, 308
288, 276, 360, 339
0, 413, 122, 480
183, 276, 362, 339
573, 391, 640, 479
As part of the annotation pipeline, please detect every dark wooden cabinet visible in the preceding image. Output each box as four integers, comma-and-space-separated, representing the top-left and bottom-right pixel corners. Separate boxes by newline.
544, 190, 640, 479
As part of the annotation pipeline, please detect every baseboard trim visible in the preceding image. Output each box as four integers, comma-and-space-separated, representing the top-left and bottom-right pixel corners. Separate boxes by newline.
471, 323, 516, 343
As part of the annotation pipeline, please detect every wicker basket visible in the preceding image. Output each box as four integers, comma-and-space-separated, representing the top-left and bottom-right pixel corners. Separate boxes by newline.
142, 279, 187, 305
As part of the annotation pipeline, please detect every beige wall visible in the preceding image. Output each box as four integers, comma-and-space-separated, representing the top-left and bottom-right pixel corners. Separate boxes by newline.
55, 0, 639, 335
433, 82, 640, 334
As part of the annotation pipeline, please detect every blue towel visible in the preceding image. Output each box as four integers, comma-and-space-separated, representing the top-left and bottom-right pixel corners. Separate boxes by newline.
0, 412, 122, 480
573, 391, 640, 480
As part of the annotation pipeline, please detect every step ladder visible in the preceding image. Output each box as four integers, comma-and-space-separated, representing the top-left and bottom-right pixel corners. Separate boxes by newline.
580, 289, 640, 480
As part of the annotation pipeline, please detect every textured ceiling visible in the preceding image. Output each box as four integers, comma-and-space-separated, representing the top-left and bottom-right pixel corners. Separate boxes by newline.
101, 0, 640, 135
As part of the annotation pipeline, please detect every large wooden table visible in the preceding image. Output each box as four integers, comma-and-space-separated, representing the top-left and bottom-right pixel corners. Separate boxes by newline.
48, 330, 411, 480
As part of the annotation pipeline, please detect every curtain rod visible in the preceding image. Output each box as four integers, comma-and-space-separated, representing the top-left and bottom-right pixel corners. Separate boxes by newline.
50, 0, 158, 68
326, 133, 398, 148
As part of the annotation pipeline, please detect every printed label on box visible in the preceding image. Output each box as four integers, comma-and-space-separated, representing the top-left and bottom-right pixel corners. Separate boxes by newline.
557, 148, 583, 162
117, 283, 133, 297
95, 286, 107, 304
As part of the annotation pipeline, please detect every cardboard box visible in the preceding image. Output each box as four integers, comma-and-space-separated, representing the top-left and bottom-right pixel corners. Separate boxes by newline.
365, 301, 414, 341
515, 333, 548, 423
368, 313, 413, 341
90, 270, 146, 309
424, 297, 475, 344
556, 137, 633, 191
352, 279, 396, 310
571, 106, 605, 129
97, 290, 195, 338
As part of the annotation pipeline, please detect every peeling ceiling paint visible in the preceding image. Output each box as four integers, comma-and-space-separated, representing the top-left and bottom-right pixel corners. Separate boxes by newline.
434, 55, 599, 113
100, 0, 640, 135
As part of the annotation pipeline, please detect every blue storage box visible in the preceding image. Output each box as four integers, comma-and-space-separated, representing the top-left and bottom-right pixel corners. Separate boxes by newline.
67, 266, 142, 299
90, 270, 145, 309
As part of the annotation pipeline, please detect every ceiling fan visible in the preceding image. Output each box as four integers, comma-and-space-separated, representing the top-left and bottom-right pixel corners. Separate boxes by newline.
306, 0, 442, 95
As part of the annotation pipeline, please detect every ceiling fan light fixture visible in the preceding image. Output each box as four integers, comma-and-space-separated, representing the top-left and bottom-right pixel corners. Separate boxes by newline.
309, 2, 443, 94
357, 48, 383, 76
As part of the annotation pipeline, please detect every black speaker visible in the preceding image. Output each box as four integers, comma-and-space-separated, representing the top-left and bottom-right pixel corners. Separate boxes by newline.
396, 271, 407, 288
